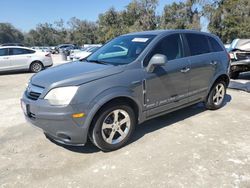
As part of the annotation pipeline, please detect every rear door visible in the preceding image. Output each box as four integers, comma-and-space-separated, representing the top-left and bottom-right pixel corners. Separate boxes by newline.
183, 33, 216, 102
144, 34, 190, 117
0, 48, 11, 71
9, 48, 35, 70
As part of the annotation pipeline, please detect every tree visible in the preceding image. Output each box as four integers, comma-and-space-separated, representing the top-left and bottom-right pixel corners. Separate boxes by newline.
25, 23, 58, 46
205, 0, 250, 43
0, 23, 24, 44
123, 0, 158, 31
68, 17, 98, 45
160, 0, 201, 30
97, 8, 124, 43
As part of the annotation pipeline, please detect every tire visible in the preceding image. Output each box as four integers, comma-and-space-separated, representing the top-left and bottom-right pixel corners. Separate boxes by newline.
230, 71, 239, 79
89, 102, 136, 151
205, 80, 226, 110
30, 61, 43, 73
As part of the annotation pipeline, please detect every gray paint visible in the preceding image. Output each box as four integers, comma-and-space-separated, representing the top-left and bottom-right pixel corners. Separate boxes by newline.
21, 30, 230, 145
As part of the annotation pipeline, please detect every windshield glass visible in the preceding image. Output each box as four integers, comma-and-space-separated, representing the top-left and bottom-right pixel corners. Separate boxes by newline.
87, 34, 156, 65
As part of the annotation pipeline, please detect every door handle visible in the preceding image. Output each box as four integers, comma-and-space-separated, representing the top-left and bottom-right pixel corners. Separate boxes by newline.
3, 57, 9, 59
26, 56, 32, 58
210, 61, 217, 66
180, 67, 190, 73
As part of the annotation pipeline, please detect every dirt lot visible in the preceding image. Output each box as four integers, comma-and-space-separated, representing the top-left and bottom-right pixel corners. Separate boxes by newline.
0, 62, 250, 187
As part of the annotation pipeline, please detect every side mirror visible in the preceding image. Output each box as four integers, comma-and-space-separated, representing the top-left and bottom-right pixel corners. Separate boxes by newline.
146, 54, 167, 73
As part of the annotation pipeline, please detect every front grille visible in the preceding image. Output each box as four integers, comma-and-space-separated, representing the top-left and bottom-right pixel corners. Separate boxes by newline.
25, 84, 44, 101
26, 91, 41, 100
236, 52, 250, 61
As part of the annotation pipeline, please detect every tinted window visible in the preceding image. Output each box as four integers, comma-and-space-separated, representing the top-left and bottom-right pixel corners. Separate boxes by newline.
144, 34, 183, 66
0, 48, 8, 56
10, 48, 35, 55
185, 34, 210, 56
208, 36, 223, 52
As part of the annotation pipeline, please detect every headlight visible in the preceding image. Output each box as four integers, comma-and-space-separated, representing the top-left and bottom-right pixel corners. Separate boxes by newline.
44, 86, 78, 106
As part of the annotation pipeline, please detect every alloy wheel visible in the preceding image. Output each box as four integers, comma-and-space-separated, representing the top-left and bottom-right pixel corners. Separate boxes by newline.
101, 109, 131, 145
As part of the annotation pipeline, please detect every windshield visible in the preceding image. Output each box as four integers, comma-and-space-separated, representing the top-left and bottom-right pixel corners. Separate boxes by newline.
87, 34, 156, 65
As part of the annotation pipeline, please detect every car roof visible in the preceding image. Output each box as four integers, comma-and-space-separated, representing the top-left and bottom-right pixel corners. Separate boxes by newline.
123, 29, 216, 38
0, 46, 35, 51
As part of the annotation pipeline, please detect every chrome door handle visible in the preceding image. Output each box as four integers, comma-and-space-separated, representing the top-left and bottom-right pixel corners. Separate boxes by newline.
210, 61, 217, 66
26, 56, 32, 58
180, 67, 190, 73
3, 57, 9, 59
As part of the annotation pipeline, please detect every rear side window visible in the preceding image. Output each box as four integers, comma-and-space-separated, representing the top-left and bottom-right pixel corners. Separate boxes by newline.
144, 34, 184, 66
0, 48, 8, 56
208, 36, 224, 52
185, 33, 210, 56
10, 48, 35, 55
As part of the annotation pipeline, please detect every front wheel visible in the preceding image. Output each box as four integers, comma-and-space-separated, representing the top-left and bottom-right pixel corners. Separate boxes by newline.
205, 80, 226, 110
89, 103, 136, 151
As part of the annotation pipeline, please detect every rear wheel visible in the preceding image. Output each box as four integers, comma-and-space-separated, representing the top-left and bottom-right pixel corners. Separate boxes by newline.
205, 80, 226, 110
89, 103, 136, 151
30, 61, 43, 73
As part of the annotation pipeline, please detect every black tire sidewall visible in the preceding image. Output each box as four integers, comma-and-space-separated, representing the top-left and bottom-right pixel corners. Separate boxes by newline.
91, 103, 136, 151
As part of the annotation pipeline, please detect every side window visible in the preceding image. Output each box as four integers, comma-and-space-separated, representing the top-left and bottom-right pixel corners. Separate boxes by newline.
10, 48, 35, 55
144, 34, 183, 66
185, 34, 210, 56
0, 48, 8, 56
208, 36, 224, 52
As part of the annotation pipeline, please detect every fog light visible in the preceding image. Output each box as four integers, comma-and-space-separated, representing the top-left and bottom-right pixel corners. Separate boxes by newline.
72, 113, 85, 118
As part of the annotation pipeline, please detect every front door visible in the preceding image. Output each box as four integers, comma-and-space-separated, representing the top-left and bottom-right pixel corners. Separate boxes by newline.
143, 34, 190, 117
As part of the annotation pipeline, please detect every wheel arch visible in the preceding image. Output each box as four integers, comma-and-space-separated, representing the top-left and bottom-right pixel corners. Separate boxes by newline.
84, 93, 142, 141
209, 73, 230, 90
206, 73, 230, 99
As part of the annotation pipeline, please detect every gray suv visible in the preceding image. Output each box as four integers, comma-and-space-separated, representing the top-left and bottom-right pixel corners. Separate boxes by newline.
21, 30, 230, 151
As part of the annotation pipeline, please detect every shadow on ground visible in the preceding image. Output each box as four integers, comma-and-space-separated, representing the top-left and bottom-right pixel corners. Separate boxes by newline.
0, 70, 31, 76
50, 94, 231, 153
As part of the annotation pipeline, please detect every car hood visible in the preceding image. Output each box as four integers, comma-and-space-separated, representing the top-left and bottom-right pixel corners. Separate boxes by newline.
31, 61, 123, 88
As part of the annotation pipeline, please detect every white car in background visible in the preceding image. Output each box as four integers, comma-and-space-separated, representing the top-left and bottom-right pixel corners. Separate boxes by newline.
70, 46, 100, 60
0, 46, 53, 73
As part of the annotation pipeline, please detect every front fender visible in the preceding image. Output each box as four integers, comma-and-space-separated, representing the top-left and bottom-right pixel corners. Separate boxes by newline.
82, 86, 143, 139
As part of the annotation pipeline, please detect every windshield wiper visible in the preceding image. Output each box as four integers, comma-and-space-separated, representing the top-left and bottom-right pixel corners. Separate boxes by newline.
86, 59, 109, 65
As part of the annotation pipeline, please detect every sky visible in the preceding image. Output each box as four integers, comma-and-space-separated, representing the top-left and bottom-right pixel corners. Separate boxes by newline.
0, 0, 183, 32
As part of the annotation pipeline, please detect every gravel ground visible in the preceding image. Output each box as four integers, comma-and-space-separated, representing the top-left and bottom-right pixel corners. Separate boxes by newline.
0, 63, 250, 188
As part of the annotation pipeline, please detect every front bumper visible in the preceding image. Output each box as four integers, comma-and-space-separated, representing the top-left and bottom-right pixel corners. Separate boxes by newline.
21, 93, 89, 146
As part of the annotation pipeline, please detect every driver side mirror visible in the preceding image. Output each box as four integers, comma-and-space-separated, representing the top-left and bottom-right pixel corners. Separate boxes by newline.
146, 54, 167, 73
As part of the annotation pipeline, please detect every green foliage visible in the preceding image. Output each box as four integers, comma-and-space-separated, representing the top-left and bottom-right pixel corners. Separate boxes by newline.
0, 23, 24, 44
0, 0, 249, 46
160, 0, 201, 30
206, 0, 250, 43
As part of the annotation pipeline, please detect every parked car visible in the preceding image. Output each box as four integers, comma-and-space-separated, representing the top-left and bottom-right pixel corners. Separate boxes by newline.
53, 44, 73, 54
70, 46, 100, 60
228, 39, 250, 79
31, 46, 52, 53
21, 30, 230, 151
0, 46, 53, 73
63, 45, 80, 56
1, 43, 24, 47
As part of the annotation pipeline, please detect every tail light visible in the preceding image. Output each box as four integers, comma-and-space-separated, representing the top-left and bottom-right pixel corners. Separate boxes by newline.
45, 53, 51, 57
